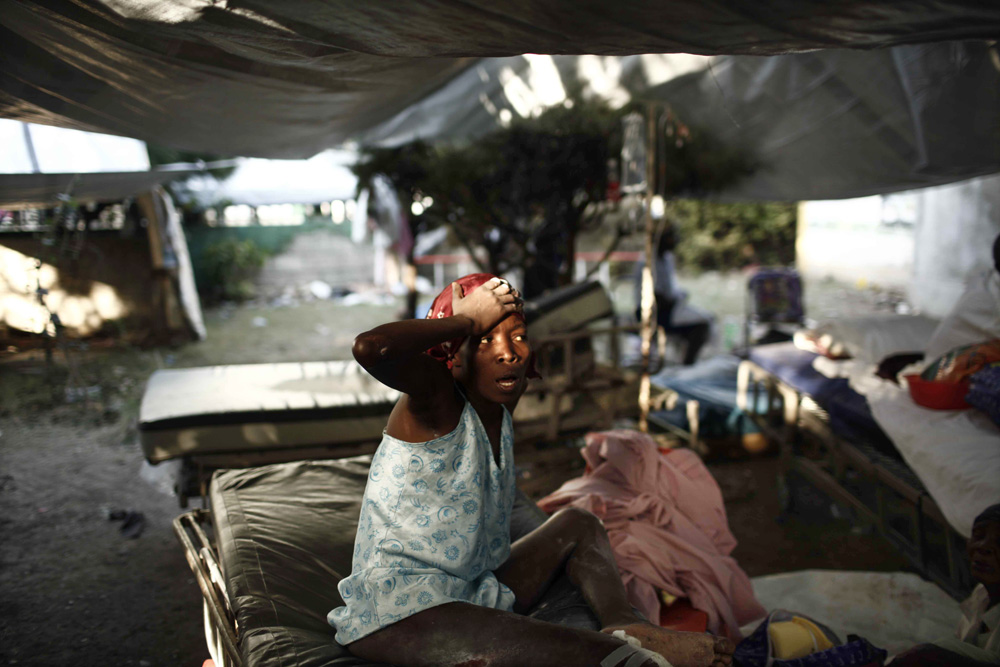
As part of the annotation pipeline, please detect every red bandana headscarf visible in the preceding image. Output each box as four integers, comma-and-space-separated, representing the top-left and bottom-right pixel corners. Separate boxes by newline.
425, 273, 539, 378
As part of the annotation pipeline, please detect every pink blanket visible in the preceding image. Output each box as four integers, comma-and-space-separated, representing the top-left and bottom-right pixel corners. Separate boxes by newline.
537, 430, 765, 640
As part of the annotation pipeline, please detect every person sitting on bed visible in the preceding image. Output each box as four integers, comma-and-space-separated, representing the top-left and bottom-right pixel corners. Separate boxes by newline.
924, 233, 1000, 361
878, 233, 1000, 381
890, 503, 1000, 666
329, 273, 734, 667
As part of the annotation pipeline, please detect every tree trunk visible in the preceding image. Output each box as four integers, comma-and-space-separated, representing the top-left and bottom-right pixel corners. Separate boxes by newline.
560, 221, 577, 287
403, 217, 418, 319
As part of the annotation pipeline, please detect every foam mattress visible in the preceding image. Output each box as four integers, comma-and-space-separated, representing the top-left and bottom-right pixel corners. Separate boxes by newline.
210, 456, 599, 667
140, 361, 399, 463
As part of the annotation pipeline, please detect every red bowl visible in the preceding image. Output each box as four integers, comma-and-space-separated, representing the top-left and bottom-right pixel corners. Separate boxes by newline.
904, 374, 971, 410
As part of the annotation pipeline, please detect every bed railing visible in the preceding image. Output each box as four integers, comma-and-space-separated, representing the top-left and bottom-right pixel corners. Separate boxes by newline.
173, 509, 242, 667
736, 358, 973, 600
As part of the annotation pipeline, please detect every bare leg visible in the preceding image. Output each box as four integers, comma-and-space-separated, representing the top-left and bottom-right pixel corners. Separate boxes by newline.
494, 507, 733, 667
347, 601, 652, 666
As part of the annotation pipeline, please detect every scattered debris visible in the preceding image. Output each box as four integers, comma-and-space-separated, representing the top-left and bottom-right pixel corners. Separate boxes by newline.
252, 316, 268, 327
307, 279, 333, 300
107, 509, 146, 539
339, 291, 395, 307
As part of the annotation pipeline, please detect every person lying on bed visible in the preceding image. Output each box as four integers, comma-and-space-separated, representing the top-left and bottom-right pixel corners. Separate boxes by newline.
890, 503, 1000, 666
329, 273, 734, 667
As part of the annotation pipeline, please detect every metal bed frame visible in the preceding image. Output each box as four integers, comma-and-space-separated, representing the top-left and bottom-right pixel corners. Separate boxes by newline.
174, 509, 242, 667
736, 359, 973, 600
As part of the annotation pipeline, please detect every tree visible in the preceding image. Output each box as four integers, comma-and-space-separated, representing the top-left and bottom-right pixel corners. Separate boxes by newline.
354, 96, 622, 303
352, 98, 761, 308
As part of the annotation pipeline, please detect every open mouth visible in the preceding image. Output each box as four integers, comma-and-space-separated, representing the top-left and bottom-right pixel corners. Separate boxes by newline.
495, 373, 522, 392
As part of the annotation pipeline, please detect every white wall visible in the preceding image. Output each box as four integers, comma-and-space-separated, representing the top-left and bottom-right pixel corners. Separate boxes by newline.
797, 195, 916, 288
797, 173, 1000, 318
908, 173, 1000, 317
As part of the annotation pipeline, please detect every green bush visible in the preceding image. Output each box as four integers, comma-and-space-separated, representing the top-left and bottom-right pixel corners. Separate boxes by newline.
669, 200, 797, 271
200, 238, 268, 302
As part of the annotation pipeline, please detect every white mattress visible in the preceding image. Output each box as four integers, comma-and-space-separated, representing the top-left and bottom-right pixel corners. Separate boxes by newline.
854, 372, 1000, 538
139, 361, 399, 463
743, 570, 958, 656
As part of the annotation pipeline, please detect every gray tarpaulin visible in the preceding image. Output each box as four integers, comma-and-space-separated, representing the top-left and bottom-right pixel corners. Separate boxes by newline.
176, 150, 358, 208
357, 43, 1000, 200
2, 0, 999, 159
643, 43, 1000, 200
0, 168, 202, 210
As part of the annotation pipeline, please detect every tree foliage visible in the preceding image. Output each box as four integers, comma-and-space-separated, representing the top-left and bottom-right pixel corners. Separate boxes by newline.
353, 97, 621, 296
668, 200, 797, 270
654, 109, 758, 198
353, 98, 767, 296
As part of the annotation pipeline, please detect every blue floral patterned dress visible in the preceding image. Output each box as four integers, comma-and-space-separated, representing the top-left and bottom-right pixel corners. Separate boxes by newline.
329, 399, 516, 645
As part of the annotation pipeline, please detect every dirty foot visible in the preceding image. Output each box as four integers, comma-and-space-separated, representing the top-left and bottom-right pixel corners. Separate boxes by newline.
602, 623, 734, 667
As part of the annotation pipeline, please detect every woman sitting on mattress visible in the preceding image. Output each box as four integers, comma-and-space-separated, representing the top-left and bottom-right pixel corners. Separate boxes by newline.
892, 503, 1000, 666
329, 273, 734, 667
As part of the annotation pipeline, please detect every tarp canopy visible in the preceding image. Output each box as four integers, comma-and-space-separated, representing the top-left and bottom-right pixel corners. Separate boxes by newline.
0, 119, 150, 174
2, 0, 999, 160
644, 43, 1000, 200
0, 120, 204, 209
177, 150, 358, 208
358, 43, 1000, 200
0, 169, 203, 210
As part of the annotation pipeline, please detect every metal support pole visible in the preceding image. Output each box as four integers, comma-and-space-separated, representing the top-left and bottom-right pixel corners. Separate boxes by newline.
638, 106, 657, 432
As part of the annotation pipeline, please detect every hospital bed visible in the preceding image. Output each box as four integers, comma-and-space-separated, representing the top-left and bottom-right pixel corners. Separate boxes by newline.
736, 336, 1000, 599
141, 281, 640, 504
173, 455, 604, 667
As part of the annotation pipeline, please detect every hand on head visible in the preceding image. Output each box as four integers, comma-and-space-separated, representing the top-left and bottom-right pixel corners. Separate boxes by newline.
452, 276, 523, 334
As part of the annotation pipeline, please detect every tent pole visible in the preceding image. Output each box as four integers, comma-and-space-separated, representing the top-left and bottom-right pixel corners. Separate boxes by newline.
638, 105, 657, 433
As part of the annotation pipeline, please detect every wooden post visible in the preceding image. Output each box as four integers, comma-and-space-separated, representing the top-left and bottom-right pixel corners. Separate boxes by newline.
137, 191, 182, 340
638, 106, 657, 432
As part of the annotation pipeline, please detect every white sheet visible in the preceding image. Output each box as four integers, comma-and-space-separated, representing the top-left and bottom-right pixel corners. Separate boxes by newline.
857, 373, 1000, 538
811, 356, 867, 380
812, 314, 940, 365
742, 570, 958, 656
810, 340, 1000, 539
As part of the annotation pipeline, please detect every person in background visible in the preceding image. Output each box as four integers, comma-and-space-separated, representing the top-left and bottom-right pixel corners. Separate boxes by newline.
878, 232, 1000, 381
890, 503, 1000, 666
636, 224, 715, 365
923, 233, 1000, 361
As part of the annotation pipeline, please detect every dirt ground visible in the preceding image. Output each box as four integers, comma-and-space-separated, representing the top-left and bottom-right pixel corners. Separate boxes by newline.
0, 272, 913, 666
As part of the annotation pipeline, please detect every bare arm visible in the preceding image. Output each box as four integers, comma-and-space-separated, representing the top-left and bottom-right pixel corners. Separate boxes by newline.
353, 313, 474, 399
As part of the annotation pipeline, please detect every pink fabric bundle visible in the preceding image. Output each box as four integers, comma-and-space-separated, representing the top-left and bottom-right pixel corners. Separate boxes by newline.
537, 430, 765, 641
